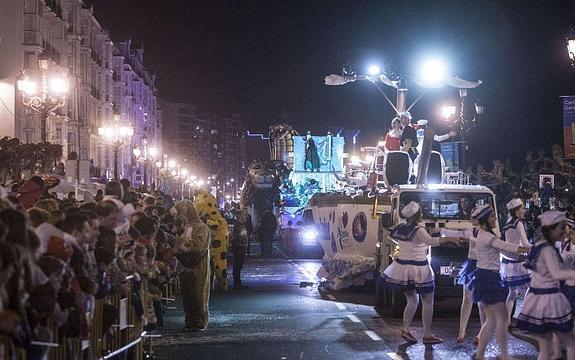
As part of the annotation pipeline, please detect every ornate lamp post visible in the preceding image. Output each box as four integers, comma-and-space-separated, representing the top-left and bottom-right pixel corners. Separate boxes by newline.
132, 135, 157, 190
98, 113, 133, 180
568, 32, 575, 71
16, 56, 69, 143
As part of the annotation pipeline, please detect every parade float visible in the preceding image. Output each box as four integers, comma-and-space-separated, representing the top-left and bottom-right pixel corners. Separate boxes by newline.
297, 61, 490, 311
239, 60, 489, 312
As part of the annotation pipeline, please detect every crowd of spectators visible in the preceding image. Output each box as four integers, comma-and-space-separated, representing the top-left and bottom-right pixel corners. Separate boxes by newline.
464, 144, 575, 234
0, 176, 184, 359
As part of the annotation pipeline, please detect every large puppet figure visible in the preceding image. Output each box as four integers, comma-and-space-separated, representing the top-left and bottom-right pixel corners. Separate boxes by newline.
194, 190, 229, 292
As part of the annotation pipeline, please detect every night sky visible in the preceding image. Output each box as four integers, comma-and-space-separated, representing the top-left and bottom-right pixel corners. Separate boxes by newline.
92, 0, 575, 167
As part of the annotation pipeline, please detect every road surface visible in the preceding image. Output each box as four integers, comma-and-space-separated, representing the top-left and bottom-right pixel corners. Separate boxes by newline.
152, 246, 538, 359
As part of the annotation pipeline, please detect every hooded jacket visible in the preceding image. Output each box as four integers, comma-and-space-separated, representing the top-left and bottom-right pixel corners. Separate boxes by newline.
173, 200, 210, 268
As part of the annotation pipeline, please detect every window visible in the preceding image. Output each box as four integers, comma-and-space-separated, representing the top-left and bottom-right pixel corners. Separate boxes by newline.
24, 0, 36, 13
23, 51, 35, 69
399, 191, 494, 220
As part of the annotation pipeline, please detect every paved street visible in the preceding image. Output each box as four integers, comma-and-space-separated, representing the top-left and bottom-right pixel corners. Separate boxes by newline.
153, 247, 539, 360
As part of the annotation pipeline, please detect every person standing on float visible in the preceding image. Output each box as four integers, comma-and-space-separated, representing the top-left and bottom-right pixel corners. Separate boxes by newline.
473, 205, 529, 360
500, 198, 532, 326
399, 111, 419, 162
516, 211, 575, 360
381, 201, 462, 344
384, 118, 402, 152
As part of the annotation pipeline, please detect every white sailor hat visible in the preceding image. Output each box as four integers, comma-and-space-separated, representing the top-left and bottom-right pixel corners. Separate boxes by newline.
398, 111, 412, 120
471, 204, 493, 221
538, 210, 566, 227
506, 198, 523, 210
566, 218, 575, 229
417, 119, 429, 126
401, 201, 420, 219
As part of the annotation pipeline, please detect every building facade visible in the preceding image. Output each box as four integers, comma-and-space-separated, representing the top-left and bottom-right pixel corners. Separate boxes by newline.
0, 0, 161, 185
159, 98, 246, 193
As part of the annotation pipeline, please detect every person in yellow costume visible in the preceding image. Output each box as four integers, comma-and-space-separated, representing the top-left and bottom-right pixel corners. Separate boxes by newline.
168, 199, 211, 331
194, 190, 229, 292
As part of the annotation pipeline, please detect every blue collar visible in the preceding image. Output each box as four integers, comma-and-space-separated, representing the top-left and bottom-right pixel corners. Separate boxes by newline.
391, 223, 421, 242
503, 217, 522, 231
524, 241, 561, 271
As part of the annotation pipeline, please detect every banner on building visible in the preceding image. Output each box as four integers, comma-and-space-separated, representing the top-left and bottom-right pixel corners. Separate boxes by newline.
562, 96, 575, 159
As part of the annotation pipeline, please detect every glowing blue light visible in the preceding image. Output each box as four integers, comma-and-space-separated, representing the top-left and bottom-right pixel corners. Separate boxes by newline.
367, 65, 381, 76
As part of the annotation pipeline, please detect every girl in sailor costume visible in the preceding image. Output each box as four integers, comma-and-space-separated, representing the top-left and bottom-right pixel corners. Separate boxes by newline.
561, 219, 575, 321
552, 219, 575, 360
381, 201, 462, 344
500, 198, 531, 325
473, 205, 529, 360
516, 211, 575, 360
435, 209, 484, 343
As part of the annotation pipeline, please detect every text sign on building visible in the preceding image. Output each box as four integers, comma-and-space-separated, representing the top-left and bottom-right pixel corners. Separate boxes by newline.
563, 96, 575, 159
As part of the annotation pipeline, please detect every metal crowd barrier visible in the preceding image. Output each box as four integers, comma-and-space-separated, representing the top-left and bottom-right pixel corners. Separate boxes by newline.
2, 274, 181, 360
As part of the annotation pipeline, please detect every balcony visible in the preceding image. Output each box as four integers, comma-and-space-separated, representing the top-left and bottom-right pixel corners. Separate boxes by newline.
44, 0, 63, 20
90, 86, 101, 100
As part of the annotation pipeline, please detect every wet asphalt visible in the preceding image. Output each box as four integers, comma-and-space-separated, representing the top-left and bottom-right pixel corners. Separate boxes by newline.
152, 245, 539, 360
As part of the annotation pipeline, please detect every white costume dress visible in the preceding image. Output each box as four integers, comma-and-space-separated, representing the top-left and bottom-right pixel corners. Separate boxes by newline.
474, 229, 519, 304
442, 227, 478, 290
381, 224, 439, 294
500, 218, 531, 287
516, 240, 574, 333
560, 240, 575, 313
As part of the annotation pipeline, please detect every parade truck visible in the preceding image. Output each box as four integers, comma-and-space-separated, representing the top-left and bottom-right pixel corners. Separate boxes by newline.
374, 184, 499, 316
307, 183, 499, 315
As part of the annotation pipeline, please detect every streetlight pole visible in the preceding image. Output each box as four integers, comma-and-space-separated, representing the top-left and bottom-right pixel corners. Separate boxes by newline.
113, 144, 120, 180
567, 32, 575, 71
17, 57, 69, 143
98, 113, 133, 180
133, 135, 157, 191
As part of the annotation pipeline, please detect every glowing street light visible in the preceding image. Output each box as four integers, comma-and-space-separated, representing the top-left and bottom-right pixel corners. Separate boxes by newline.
98, 113, 134, 179
567, 33, 575, 70
133, 136, 159, 190
16, 55, 70, 143
367, 65, 381, 76
419, 58, 448, 87
168, 160, 176, 169
442, 105, 457, 120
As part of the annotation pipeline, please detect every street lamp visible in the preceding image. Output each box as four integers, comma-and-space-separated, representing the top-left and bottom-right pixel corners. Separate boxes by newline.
98, 113, 133, 179
419, 58, 448, 88
567, 32, 575, 70
367, 65, 381, 77
16, 56, 69, 143
132, 135, 157, 190
441, 105, 457, 120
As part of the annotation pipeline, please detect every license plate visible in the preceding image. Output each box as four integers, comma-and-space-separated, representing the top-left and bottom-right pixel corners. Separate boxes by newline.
440, 266, 453, 276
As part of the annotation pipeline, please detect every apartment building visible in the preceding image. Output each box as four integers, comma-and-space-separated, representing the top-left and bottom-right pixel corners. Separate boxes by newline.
159, 98, 246, 186
0, 0, 161, 183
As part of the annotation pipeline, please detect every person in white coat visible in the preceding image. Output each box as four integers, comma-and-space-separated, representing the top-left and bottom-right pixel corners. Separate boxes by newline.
500, 198, 531, 325
473, 205, 529, 360
516, 211, 575, 360
381, 201, 462, 344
